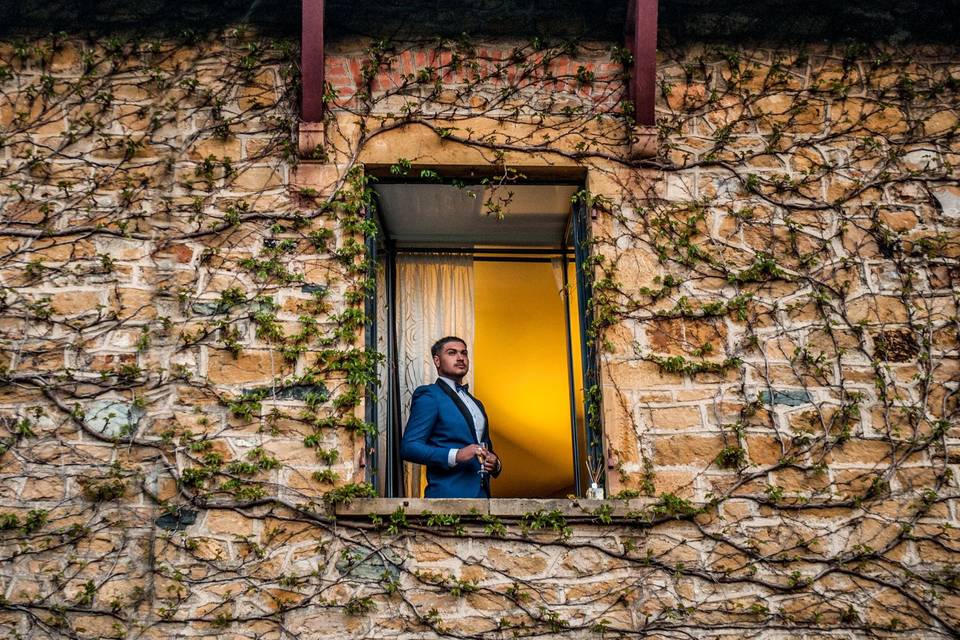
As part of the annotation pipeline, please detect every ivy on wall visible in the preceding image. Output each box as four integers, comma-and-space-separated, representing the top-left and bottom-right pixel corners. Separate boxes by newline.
0, 19, 957, 639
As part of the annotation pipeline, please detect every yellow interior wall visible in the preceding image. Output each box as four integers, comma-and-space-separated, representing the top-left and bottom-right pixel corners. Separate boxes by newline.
567, 262, 586, 491
474, 260, 580, 498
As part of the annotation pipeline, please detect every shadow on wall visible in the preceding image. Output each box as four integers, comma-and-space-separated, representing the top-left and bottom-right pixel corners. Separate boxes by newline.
658, 0, 960, 44
2, 0, 959, 43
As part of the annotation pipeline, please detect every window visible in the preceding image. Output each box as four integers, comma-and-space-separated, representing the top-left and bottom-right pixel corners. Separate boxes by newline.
363, 175, 603, 498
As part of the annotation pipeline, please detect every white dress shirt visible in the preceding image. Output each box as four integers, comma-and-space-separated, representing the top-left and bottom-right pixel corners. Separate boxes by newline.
438, 376, 485, 467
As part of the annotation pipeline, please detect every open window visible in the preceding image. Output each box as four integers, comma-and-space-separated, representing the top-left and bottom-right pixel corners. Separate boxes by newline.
363, 175, 603, 498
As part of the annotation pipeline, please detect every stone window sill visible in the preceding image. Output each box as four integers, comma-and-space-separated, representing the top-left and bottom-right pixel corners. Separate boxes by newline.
333, 497, 656, 521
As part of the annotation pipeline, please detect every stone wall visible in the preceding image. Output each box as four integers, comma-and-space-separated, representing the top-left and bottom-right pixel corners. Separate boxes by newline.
0, 20, 958, 640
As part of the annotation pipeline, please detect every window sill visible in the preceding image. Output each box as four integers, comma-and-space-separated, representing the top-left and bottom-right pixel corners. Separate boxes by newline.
332, 497, 657, 520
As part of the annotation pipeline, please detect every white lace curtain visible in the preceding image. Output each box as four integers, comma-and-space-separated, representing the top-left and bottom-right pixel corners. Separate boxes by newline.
396, 254, 475, 496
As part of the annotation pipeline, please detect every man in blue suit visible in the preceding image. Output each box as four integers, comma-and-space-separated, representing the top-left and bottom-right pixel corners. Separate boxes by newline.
400, 336, 501, 498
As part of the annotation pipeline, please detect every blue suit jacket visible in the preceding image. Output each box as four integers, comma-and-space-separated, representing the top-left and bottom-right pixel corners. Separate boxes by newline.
399, 380, 500, 498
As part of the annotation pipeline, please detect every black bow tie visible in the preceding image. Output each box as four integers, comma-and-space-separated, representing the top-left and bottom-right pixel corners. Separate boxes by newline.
456, 383, 469, 393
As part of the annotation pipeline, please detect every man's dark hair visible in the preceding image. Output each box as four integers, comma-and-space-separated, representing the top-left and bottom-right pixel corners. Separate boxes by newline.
431, 336, 466, 358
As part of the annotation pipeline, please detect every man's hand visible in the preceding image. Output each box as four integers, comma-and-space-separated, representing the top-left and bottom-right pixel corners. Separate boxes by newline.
480, 450, 499, 473
454, 445, 499, 470
455, 444, 483, 464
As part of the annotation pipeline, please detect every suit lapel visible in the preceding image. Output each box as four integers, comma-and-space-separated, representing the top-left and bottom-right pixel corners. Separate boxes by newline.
470, 394, 489, 444
434, 379, 478, 444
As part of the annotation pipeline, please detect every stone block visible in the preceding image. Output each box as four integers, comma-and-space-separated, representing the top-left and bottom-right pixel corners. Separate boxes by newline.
650, 470, 697, 498
603, 394, 641, 467
644, 531, 700, 564
19, 476, 64, 500
115, 288, 156, 321
203, 510, 255, 536
30, 237, 97, 261
825, 439, 893, 464
155, 242, 195, 264
604, 360, 683, 388
653, 435, 724, 466
260, 439, 320, 466
647, 317, 727, 357
628, 125, 657, 159
895, 466, 941, 492
230, 165, 285, 192
760, 389, 812, 407
745, 434, 784, 466
648, 406, 702, 430
71, 614, 125, 638
50, 290, 103, 316
205, 349, 289, 385
923, 109, 958, 135
486, 544, 547, 575
771, 468, 831, 493
297, 122, 327, 159
188, 137, 243, 161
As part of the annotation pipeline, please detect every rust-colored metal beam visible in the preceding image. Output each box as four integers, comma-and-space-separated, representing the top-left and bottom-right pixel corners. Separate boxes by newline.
301, 0, 325, 121
627, 0, 658, 126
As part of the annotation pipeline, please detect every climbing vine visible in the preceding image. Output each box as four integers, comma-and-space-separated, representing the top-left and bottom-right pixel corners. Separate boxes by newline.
0, 6, 958, 639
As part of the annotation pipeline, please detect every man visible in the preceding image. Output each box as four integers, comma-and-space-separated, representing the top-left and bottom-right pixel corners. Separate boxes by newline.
399, 336, 501, 498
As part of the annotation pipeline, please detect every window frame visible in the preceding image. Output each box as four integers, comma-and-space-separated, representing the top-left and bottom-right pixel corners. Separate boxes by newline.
362, 178, 604, 498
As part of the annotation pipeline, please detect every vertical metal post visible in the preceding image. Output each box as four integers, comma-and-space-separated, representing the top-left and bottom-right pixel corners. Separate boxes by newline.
385, 244, 402, 497
572, 199, 605, 493
627, 0, 658, 126
301, 0, 326, 121
560, 246, 583, 496
363, 205, 378, 490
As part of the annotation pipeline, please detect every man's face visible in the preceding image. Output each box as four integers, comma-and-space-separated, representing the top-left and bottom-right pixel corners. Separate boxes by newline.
434, 341, 469, 380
